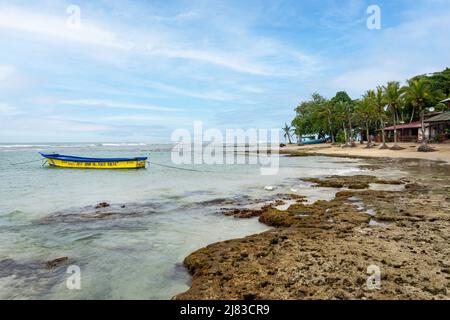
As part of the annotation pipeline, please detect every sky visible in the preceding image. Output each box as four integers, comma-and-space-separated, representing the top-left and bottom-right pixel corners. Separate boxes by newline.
0, 0, 449, 142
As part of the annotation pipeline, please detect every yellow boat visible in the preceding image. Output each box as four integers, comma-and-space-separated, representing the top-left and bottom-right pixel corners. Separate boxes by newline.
39, 152, 147, 169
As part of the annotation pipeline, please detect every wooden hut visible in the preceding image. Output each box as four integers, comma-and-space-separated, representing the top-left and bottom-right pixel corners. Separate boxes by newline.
382, 121, 422, 142
424, 111, 450, 142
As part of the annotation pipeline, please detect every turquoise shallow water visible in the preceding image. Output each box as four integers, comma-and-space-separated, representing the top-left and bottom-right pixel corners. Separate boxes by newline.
0, 143, 367, 299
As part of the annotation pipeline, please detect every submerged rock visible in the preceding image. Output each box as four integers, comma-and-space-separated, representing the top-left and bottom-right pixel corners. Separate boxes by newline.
46, 257, 69, 269
81, 212, 115, 219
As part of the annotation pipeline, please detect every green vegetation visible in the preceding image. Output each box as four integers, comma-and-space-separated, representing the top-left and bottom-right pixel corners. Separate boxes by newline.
290, 68, 450, 152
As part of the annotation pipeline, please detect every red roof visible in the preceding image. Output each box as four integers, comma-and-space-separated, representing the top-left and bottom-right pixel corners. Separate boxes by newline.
384, 121, 422, 131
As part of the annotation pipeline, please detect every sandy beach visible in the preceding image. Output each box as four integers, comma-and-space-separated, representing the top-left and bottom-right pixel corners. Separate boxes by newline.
175, 148, 450, 300
281, 142, 450, 163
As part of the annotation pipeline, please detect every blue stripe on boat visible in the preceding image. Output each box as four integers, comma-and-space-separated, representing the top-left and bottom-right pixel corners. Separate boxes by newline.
39, 152, 148, 162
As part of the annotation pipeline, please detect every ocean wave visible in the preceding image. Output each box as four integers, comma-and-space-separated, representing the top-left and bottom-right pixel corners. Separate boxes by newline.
102, 143, 147, 147
0, 143, 150, 149
57, 144, 99, 148
0, 144, 51, 148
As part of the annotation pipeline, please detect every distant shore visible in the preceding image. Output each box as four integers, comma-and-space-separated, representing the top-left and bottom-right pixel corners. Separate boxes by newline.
175, 147, 450, 300
280, 142, 450, 163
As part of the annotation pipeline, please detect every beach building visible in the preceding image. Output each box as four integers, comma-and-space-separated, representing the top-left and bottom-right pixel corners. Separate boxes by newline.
382, 121, 423, 142
380, 110, 450, 143
424, 111, 450, 142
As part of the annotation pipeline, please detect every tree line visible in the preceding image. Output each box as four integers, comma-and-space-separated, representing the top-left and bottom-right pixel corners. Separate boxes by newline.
283, 68, 450, 152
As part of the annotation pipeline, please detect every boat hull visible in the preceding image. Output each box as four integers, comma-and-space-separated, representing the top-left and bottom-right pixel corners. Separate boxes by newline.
299, 138, 329, 145
46, 158, 147, 169
39, 153, 147, 169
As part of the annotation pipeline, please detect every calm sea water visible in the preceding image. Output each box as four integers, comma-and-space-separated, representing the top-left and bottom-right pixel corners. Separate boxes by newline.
0, 143, 372, 299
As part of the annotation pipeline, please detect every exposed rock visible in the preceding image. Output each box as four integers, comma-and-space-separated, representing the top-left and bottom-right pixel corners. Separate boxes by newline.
417, 144, 436, 153
303, 175, 403, 190
175, 162, 450, 300
390, 145, 405, 151
221, 207, 268, 219
95, 202, 110, 209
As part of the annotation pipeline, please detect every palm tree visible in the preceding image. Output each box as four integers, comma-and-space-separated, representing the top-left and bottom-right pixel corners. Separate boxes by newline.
343, 101, 356, 147
317, 101, 336, 144
331, 101, 349, 147
374, 86, 389, 149
401, 79, 435, 152
282, 123, 293, 144
359, 93, 377, 148
383, 81, 404, 150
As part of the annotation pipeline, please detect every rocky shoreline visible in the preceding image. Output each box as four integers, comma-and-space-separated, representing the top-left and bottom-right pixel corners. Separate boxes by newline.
175, 157, 450, 300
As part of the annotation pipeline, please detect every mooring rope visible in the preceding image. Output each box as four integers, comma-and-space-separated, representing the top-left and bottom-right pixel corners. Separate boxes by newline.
147, 161, 213, 172
10, 159, 44, 166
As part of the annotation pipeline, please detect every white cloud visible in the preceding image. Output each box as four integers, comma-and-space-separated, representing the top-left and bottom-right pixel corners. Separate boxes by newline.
331, 67, 407, 96
0, 103, 24, 116
147, 81, 238, 101
0, 64, 32, 93
59, 99, 181, 112
240, 85, 264, 94
328, 9, 450, 97
1, 116, 110, 134
148, 46, 271, 76
0, 65, 16, 81
0, 4, 318, 78
318, 0, 366, 30
0, 6, 130, 49
100, 114, 192, 125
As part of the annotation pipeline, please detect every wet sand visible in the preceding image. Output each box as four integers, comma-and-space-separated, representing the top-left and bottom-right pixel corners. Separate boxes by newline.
175, 156, 450, 300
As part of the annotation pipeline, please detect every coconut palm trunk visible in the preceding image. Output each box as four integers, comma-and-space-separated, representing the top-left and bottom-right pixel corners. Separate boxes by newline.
390, 108, 403, 150
283, 124, 293, 144
394, 111, 398, 145
417, 109, 434, 152
294, 128, 302, 145
379, 117, 389, 149
383, 81, 404, 150
342, 122, 349, 147
409, 106, 415, 123
348, 116, 356, 147
327, 114, 335, 144
365, 120, 372, 148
